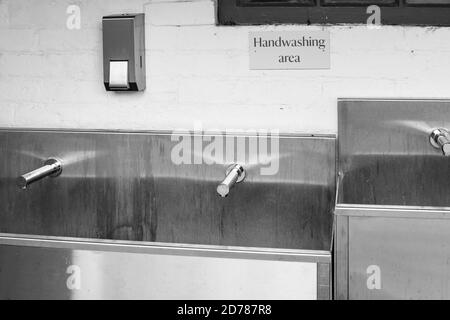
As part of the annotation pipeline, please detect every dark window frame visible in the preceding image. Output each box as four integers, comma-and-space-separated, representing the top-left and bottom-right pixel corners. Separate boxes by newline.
217, 0, 450, 26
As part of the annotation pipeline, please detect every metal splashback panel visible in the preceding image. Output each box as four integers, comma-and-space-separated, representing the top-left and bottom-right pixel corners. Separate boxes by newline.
338, 99, 450, 207
0, 129, 336, 251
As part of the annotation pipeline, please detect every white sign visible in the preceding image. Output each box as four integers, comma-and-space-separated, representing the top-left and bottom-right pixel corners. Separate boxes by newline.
249, 31, 330, 70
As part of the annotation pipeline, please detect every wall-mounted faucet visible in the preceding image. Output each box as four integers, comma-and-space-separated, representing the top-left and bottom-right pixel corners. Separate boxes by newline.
17, 158, 63, 190
217, 164, 245, 198
430, 128, 450, 156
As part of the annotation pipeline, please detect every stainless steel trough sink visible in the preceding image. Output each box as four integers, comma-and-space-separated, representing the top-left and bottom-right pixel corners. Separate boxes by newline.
335, 99, 450, 300
0, 129, 335, 299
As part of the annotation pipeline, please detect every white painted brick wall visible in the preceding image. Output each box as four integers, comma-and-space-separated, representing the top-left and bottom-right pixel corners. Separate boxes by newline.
0, 1, 9, 28
0, 0, 449, 134
147, 0, 215, 26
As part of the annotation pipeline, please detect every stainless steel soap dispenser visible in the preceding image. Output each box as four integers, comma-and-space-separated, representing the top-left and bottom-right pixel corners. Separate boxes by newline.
102, 13, 146, 91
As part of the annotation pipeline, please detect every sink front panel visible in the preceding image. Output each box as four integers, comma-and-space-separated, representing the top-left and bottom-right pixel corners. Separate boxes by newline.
0, 234, 331, 300
348, 216, 450, 300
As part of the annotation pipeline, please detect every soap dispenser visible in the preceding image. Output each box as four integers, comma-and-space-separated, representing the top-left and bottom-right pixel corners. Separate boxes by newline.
102, 13, 146, 91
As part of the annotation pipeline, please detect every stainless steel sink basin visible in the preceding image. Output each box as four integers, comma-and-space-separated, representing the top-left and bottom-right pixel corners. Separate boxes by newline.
0, 129, 336, 299
335, 99, 450, 300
